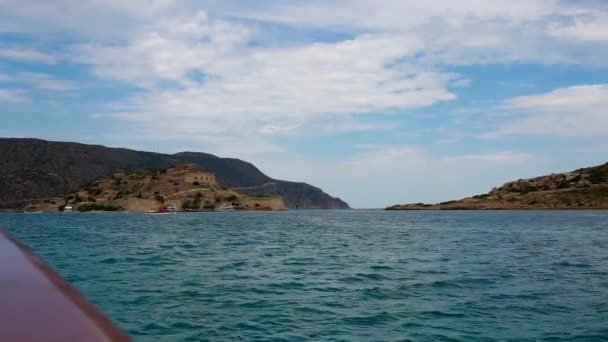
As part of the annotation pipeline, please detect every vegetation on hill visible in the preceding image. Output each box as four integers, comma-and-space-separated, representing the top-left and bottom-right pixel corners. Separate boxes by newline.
387, 162, 608, 210
36, 164, 286, 212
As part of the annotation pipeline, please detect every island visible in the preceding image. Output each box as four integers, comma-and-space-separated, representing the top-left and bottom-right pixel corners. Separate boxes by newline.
25, 164, 286, 212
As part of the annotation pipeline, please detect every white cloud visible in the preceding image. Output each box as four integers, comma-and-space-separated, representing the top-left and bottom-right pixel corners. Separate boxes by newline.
0, 47, 56, 63
235, 0, 608, 65
549, 11, 608, 41
0, 72, 76, 93
78, 13, 456, 150
241, 0, 559, 30
19, 72, 76, 91
53, 1, 607, 153
0, 0, 183, 40
76, 11, 252, 87
488, 84, 608, 137
0, 88, 27, 102
442, 151, 533, 163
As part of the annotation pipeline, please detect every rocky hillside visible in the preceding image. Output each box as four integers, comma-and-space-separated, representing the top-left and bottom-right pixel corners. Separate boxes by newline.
387, 162, 608, 210
29, 164, 285, 212
0, 138, 349, 209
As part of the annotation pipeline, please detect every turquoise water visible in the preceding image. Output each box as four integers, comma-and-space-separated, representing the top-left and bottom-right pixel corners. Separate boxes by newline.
1, 210, 608, 341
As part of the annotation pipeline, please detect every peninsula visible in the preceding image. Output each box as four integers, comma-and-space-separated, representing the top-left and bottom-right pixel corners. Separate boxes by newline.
387, 162, 608, 210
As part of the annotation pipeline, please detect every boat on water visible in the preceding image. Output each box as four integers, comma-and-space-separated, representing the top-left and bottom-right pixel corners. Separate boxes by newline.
145, 205, 177, 215
24, 210, 42, 214
63, 205, 73, 213
145, 210, 175, 215
217, 203, 236, 211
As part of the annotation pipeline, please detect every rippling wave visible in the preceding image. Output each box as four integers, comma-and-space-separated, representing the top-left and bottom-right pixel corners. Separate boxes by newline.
2, 210, 608, 341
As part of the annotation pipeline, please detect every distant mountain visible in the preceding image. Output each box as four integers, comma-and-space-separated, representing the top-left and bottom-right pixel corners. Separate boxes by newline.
387, 162, 608, 210
0, 138, 349, 209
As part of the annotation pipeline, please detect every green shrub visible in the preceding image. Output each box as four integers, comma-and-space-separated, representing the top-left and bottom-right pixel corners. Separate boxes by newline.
88, 188, 102, 196
518, 186, 539, 194
590, 187, 608, 198
155, 194, 165, 202
226, 195, 237, 202
130, 184, 142, 194
588, 168, 607, 184
77, 204, 119, 212
182, 198, 202, 210
193, 181, 200, 186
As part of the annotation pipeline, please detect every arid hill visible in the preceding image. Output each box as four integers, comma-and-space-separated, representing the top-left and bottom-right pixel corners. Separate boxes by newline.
29, 164, 285, 212
387, 162, 608, 210
0, 138, 349, 210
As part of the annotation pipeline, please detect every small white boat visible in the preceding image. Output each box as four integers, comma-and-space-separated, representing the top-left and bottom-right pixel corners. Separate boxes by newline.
217, 204, 235, 212
63, 205, 73, 213
146, 207, 176, 215
24, 210, 42, 214
145, 211, 175, 215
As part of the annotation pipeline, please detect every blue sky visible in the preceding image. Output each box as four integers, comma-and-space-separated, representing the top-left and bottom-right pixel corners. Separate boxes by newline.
1, 1, 608, 208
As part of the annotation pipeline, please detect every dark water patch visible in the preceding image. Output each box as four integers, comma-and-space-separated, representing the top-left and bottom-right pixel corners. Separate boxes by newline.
100, 257, 119, 264
555, 261, 593, 268
420, 310, 466, 318
338, 275, 364, 283
341, 312, 399, 327
268, 281, 307, 290
370, 264, 393, 270
361, 286, 395, 300
249, 287, 286, 295
312, 286, 344, 293
355, 272, 389, 281
295, 306, 337, 316
406, 279, 464, 290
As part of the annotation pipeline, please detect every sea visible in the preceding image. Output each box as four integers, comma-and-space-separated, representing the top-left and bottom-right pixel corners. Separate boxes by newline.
1, 210, 607, 341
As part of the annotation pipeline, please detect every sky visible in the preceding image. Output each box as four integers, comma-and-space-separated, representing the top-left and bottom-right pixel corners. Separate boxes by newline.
1, 0, 608, 208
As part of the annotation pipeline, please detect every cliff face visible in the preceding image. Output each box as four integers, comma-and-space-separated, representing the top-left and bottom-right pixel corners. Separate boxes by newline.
0, 138, 350, 209
387, 162, 608, 210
